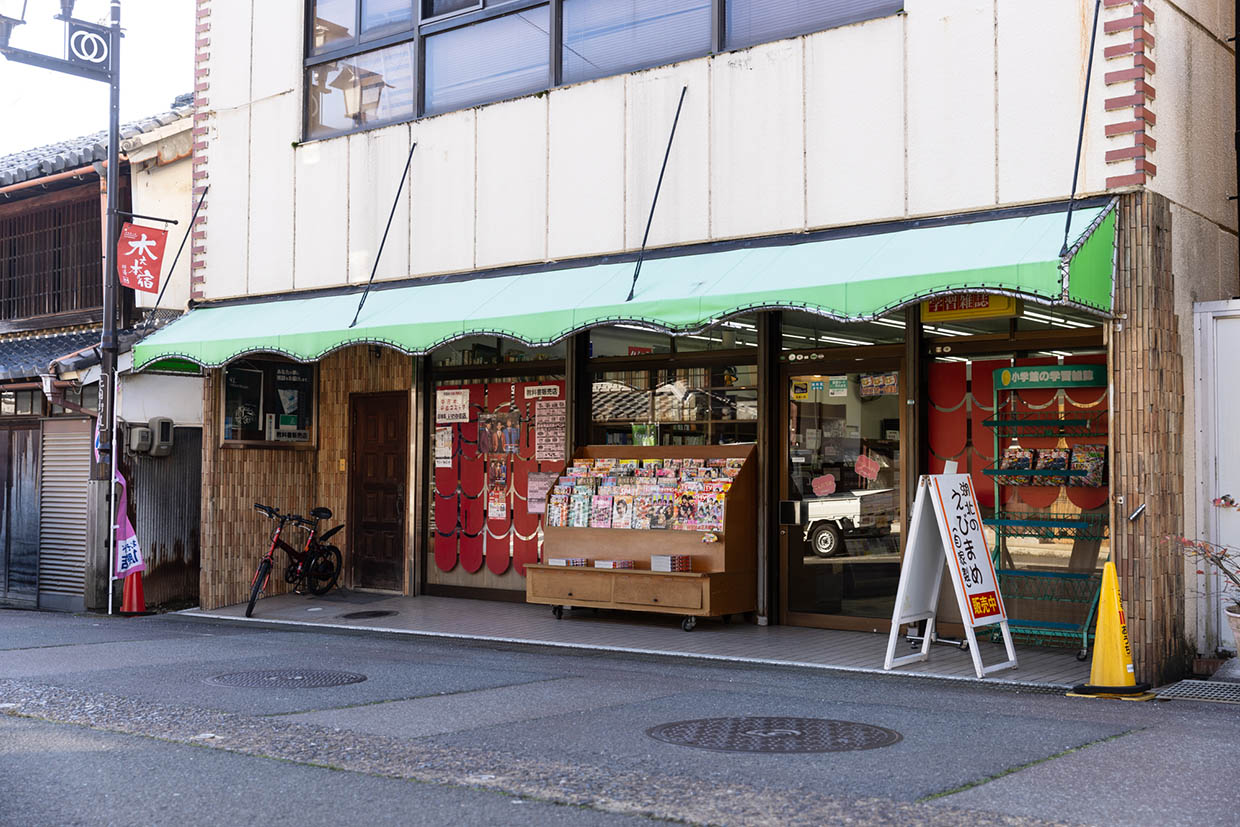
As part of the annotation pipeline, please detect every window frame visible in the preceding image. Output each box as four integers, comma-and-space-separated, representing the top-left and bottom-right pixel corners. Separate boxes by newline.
302, 0, 903, 141
218, 357, 319, 449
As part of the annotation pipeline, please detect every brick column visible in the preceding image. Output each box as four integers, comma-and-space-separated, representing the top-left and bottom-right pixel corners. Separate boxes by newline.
1110, 190, 1188, 684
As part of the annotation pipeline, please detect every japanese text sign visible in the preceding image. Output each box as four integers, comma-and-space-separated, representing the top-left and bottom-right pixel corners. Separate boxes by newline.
435, 389, 470, 424
116, 223, 168, 294
930, 474, 1005, 626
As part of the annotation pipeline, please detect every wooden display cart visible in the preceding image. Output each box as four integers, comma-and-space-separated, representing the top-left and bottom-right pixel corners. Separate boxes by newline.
525, 444, 757, 631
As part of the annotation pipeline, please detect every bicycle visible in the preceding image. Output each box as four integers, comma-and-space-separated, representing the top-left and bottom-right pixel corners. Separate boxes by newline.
246, 503, 344, 617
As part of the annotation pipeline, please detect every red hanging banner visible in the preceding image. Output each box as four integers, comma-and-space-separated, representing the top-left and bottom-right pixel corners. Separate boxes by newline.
116, 223, 168, 293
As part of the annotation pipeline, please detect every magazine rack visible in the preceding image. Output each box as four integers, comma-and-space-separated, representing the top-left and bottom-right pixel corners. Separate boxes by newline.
524, 444, 757, 630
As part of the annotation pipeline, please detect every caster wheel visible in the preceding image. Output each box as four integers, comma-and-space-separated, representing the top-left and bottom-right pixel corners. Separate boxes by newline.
1076, 649, 1089, 662
681, 616, 697, 632
959, 640, 969, 652
552, 605, 563, 620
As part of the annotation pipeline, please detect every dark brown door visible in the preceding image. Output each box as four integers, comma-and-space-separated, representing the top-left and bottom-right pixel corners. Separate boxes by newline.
350, 392, 409, 591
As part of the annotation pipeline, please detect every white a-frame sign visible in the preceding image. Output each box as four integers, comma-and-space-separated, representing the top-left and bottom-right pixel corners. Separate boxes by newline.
884, 474, 1017, 678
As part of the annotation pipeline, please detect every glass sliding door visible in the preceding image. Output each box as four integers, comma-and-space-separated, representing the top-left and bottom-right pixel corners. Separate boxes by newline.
781, 365, 903, 628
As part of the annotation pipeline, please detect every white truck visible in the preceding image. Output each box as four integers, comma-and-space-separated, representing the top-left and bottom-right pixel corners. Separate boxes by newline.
778, 488, 897, 557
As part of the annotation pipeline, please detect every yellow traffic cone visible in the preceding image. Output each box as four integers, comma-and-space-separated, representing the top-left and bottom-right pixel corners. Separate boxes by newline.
1068, 561, 1155, 700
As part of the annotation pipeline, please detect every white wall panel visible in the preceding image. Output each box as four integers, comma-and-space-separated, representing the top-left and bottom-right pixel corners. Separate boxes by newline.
247, 94, 297, 295
293, 138, 349, 289
203, 108, 250, 299
1148, 9, 1237, 231
906, 0, 996, 214
805, 17, 905, 227
625, 61, 711, 249
548, 77, 626, 259
475, 97, 548, 269
132, 159, 193, 310
207, 0, 253, 112
711, 40, 805, 238
250, 0, 302, 101
410, 110, 476, 276
348, 124, 413, 283
997, 3, 1083, 204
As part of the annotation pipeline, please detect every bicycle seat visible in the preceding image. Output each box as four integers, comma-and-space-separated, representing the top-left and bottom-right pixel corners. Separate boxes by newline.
310, 506, 333, 520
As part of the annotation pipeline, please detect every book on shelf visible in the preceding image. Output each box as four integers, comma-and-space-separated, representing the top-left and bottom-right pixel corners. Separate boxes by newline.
593, 559, 635, 569
651, 554, 692, 572
548, 557, 587, 567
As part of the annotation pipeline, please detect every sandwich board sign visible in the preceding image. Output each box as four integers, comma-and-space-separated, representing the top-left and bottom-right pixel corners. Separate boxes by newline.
883, 474, 1017, 678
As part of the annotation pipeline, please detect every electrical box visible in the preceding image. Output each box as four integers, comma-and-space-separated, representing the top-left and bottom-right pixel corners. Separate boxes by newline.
149, 417, 174, 457
128, 426, 152, 454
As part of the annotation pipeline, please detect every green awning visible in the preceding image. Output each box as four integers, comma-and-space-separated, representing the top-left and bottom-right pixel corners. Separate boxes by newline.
133, 201, 1115, 370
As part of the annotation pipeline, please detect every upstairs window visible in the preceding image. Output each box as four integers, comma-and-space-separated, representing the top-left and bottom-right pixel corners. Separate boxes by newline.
303, 1, 903, 139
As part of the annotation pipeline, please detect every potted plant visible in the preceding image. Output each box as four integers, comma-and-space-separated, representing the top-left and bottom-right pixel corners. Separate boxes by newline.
1172, 495, 1240, 649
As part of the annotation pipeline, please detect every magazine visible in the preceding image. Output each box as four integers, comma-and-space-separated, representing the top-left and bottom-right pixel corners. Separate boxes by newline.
632, 495, 653, 530
611, 494, 634, 529
590, 494, 614, 528
650, 491, 674, 530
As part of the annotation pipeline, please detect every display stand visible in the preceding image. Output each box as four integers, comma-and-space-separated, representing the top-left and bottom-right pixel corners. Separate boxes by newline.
524, 444, 757, 631
982, 363, 1108, 659
884, 474, 1017, 679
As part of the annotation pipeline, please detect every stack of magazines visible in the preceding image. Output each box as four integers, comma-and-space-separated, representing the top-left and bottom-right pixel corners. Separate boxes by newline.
650, 554, 692, 572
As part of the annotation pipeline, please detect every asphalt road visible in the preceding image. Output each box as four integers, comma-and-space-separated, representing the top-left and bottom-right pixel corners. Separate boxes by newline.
1, 608, 1236, 826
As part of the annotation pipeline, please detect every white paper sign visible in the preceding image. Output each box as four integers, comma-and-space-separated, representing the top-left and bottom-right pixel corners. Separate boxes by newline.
525, 471, 560, 515
434, 427, 453, 468
929, 474, 1005, 625
524, 385, 561, 399
534, 399, 566, 462
436, 389, 470, 424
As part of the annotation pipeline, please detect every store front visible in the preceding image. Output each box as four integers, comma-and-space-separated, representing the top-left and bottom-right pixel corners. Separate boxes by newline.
134, 198, 1120, 639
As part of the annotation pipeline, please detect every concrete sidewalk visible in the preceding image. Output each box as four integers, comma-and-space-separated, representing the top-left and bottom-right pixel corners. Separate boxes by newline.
180, 590, 1091, 689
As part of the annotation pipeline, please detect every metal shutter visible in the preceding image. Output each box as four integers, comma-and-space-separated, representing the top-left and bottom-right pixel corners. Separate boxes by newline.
38, 418, 91, 600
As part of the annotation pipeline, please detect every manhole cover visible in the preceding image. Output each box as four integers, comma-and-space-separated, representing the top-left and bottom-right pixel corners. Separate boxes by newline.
1156, 679, 1240, 704
338, 610, 398, 620
206, 669, 367, 689
646, 717, 902, 753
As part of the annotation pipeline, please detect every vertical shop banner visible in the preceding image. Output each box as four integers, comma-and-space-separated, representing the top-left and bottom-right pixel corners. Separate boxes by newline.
436, 389, 470, 423
116, 223, 168, 293
94, 421, 146, 578
534, 399, 566, 462
883, 474, 1016, 679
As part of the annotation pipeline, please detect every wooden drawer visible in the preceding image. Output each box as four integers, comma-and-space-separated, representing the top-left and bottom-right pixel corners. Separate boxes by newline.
613, 574, 703, 610
528, 570, 612, 602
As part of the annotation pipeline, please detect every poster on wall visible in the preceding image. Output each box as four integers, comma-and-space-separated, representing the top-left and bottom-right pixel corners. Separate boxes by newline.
526, 471, 559, 515
223, 368, 263, 440
434, 427, 453, 468
534, 399, 566, 462
436, 389, 471, 424
487, 454, 508, 520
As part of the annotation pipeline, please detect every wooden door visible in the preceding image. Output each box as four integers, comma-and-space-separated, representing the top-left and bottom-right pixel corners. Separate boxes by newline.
350, 393, 409, 591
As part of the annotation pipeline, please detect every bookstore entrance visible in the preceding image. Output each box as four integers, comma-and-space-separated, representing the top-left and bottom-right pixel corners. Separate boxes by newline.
779, 353, 904, 631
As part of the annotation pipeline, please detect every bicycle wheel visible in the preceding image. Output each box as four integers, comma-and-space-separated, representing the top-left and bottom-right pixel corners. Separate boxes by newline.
304, 545, 341, 596
246, 558, 272, 618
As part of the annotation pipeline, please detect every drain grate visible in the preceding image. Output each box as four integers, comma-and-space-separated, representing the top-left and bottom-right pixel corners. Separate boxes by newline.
646, 717, 902, 754
206, 669, 367, 689
338, 610, 398, 620
1156, 679, 1240, 704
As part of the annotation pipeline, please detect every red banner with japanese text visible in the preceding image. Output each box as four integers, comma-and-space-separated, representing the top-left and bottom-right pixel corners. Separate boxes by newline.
116, 223, 168, 293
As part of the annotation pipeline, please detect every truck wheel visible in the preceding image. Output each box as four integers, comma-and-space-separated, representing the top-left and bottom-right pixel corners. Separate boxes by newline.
809, 523, 845, 558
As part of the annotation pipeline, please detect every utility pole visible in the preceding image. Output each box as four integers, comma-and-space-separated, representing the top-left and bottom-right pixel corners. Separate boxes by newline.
1, 0, 124, 608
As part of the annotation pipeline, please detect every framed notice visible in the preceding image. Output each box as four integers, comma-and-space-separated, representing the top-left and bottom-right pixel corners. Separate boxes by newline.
883, 474, 1016, 678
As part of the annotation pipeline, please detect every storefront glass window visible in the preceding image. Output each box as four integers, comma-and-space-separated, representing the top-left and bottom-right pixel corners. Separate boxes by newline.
221, 359, 315, 445
591, 364, 757, 446
784, 369, 902, 619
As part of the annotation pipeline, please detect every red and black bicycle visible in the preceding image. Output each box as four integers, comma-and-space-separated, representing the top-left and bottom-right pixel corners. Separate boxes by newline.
246, 503, 343, 617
